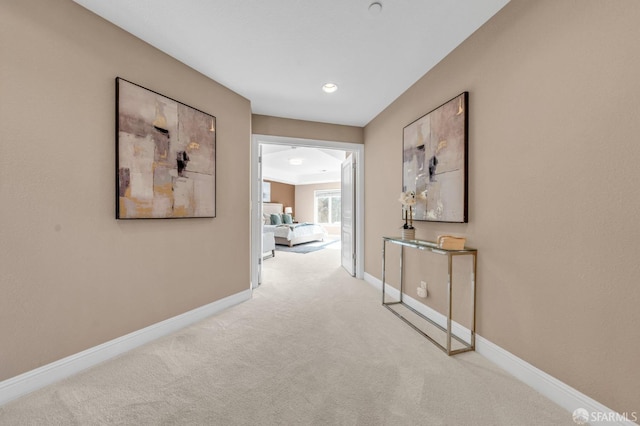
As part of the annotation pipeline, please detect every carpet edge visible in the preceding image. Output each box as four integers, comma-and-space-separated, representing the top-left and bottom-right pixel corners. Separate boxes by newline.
362, 273, 633, 426
0, 288, 252, 407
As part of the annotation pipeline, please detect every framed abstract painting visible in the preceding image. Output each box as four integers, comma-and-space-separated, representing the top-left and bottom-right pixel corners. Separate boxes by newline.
116, 78, 216, 219
262, 182, 271, 202
402, 92, 468, 223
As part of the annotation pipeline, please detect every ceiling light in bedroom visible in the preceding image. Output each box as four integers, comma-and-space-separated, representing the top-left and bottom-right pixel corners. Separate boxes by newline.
368, 2, 383, 15
289, 158, 303, 166
322, 83, 338, 93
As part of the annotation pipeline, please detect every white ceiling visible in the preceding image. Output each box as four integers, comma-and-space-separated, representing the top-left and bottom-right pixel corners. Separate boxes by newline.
72, 0, 510, 127
262, 145, 346, 185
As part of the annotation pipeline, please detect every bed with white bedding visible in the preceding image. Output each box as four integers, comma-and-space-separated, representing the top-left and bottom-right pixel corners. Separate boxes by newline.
263, 202, 327, 247
264, 223, 328, 247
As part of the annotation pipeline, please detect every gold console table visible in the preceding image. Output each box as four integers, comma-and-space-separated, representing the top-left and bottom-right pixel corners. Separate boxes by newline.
382, 237, 477, 356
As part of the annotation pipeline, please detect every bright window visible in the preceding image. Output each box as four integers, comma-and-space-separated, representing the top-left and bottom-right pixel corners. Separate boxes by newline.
315, 189, 341, 225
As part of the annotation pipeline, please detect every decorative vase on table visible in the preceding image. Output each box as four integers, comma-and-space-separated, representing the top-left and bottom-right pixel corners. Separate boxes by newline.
399, 191, 416, 240
401, 226, 415, 240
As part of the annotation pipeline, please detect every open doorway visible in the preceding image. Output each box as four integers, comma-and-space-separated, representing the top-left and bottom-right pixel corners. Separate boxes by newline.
263, 143, 346, 248
251, 135, 364, 290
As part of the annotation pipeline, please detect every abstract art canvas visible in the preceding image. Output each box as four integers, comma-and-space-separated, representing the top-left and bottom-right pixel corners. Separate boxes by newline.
402, 92, 468, 223
262, 182, 271, 202
116, 78, 216, 219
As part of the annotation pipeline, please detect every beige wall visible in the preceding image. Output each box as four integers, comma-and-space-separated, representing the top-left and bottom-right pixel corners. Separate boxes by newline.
364, 0, 640, 414
252, 114, 364, 144
264, 180, 295, 213
295, 182, 341, 235
0, 0, 251, 381
4, 0, 639, 415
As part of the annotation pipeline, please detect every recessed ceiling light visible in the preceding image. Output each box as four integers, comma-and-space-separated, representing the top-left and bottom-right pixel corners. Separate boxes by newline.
322, 83, 338, 93
289, 158, 303, 165
369, 2, 382, 15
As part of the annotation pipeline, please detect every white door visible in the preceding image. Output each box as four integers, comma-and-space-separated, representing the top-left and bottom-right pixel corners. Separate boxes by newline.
341, 155, 356, 276
256, 144, 264, 288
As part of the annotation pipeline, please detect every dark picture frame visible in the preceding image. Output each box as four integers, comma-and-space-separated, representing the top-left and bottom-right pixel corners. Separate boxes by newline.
402, 92, 468, 223
116, 78, 216, 219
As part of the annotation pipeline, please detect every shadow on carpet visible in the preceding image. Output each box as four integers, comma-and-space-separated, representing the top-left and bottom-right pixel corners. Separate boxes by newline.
275, 239, 338, 254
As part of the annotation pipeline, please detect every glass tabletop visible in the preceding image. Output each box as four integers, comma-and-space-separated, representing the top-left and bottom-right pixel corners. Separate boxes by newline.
383, 236, 476, 253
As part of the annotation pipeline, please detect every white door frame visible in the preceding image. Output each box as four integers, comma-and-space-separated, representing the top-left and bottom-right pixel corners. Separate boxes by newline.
250, 134, 365, 290
340, 155, 356, 276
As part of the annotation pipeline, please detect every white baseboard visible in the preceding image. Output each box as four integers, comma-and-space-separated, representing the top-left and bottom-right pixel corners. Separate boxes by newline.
0, 289, 252, 407
475, 335, 637, 425
363, 273, 636, 426
365, 272, 472, 343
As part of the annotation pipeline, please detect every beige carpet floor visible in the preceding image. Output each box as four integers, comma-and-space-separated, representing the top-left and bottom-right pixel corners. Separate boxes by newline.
0, 246, 574, 425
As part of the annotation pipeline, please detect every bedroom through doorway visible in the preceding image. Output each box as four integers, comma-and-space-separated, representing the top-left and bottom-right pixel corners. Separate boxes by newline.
262, 144, 346, 270
251, 135, 364, 289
